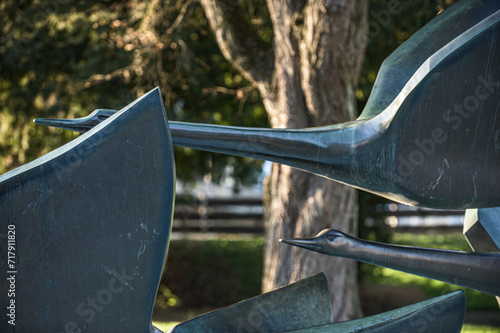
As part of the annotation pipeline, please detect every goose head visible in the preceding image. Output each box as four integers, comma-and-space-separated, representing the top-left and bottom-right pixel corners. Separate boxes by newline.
280, 229, 355, 256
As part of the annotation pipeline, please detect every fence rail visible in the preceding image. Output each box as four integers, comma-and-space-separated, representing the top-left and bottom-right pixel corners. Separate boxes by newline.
172, 197, 466, 235
173, 197, 264, 234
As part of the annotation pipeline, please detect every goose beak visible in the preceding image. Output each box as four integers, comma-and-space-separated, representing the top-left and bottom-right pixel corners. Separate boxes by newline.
34, 109, 115, 133
280, 237, 325, 254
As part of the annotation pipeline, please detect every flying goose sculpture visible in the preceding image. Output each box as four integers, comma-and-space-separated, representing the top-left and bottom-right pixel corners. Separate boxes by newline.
0, 88, 175, 333
0, 91, 322, 332
281, 229, 500, 296
35, 0, 500, 209
0, 90, 466, 332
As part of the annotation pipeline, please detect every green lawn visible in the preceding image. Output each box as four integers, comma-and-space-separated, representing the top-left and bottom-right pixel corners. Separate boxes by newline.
462, 324, 500, 333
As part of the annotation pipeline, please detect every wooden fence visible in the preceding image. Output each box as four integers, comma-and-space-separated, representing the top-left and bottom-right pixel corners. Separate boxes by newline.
172, 197, 465, 235
173, 197, 264, 234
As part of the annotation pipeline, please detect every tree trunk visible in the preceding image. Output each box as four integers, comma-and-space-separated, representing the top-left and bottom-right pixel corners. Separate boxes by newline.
201, 0, 368, 321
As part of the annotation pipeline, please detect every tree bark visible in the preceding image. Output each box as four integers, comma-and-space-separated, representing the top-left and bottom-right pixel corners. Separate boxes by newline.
201, 0, 368, 321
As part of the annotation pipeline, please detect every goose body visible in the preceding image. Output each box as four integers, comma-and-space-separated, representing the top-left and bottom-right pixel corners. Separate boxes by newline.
35, 0, 500, 209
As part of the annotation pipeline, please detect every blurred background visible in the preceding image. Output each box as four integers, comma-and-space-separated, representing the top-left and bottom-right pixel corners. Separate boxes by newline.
1, 0, 499, 331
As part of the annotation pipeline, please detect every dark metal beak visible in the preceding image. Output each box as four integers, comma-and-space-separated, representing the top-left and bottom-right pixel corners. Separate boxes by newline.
280, 237, 324, 253
34, 109, 116, 133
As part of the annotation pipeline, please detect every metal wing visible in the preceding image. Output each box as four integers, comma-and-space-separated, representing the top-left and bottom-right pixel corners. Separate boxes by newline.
0, 88, 175, 333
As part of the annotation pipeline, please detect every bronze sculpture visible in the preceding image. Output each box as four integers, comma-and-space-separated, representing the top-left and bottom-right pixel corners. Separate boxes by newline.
1, 87, 472, 332
4, 0, 499, 330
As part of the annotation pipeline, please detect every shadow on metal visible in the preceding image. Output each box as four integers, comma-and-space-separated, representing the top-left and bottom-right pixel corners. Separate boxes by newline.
281, 290, 466, 333
0, 88, 175, 332
36, 0, 500, 209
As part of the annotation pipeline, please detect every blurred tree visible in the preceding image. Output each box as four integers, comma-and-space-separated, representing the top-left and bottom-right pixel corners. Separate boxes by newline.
0, 0, 268, 187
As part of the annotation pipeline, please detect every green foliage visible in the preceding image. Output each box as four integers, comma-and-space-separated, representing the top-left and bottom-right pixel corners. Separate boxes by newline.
155, 284, 182, 309
392, 232, 472, 251
161, 237, 264, 309
0, 0, 268, 187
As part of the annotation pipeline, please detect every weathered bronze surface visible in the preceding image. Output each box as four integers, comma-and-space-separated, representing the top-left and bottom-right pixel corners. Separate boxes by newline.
281, 290, 465, 333
281, 229, 500, 296
167, 274, 333, 333
0, 88, 175, 332
36, 0, 500, 209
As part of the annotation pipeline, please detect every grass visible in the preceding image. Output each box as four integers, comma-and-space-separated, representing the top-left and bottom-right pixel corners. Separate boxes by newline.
462, 324, 500, 333
392, 232, 471, 250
